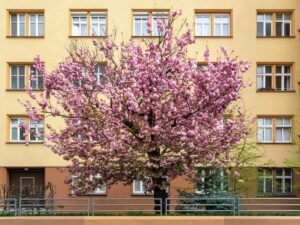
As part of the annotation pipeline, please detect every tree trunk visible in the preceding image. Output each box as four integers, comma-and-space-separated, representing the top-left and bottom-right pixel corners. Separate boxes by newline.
153, 179, 168, 215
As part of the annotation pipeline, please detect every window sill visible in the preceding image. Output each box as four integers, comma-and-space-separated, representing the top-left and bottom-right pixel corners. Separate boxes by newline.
256, 89, 295, 93
257, 142, 294, 145
6, 141, 45, 144
194, 36, 233, 38
69, 35, 107, 38
132, 193, 154, 196
6, 89, 44, 92
257, 193, 295, 197
256, 36, 295, 38
6, 36, 45, 38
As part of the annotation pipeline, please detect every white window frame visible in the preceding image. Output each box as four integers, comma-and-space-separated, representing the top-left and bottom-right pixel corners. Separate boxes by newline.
195, 169, 225, 194
213, 14, 230, 36
275, 118, 292, 143
29, 66, 44, 90
152, 12, 168, 36
10, 13, 25, 36
94, 65, 105, 85
29, 119, 44, 142
133, 179, 147, 194
257, 14, 273, 36
275, 168, 292, 194
29, 14, 44, 36
257, 65, 273, 90
71, 12, 88, 36
258, 118, 273, 143
89, 174, 106, 195
276, 13, 292, 37
259, 168, 273, 194
90, 12, 107, 36
10, 65, 26, 89
276, 65, 291, 91
133, 13, 148, 36
10, 117, 26, 142
195, 14, 211, 36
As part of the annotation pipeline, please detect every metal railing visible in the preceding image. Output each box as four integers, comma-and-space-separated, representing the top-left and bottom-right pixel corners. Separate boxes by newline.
0, 198, 17, 216
166, 198, 236, 215
237, 198, 300, 216
92, 198, 162, 215
1, 197, 300, 216
19, 198, 90, 216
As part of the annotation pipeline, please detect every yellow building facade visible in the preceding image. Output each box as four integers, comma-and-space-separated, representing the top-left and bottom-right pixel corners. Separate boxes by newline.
0, 0, 299, 199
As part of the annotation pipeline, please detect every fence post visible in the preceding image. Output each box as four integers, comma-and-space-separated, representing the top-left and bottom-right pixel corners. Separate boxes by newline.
87, 198, 90, 216
18, 198, 21, 216
236, 198, 240, 216
165, 198, 168, 216
92, 198, 94, 216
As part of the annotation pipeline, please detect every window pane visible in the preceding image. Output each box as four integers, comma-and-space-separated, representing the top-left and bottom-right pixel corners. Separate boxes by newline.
258, 118, 264, 126
266, 23, 272, 36
276, 169, 283, 176
19, 75, 25, 89
20, 23, 25, 36
214, 24, 221, 36
134, 180, 142, 192
285, 169, 292, 176
276, 118, 283, 126
134, 20, 141, 36
284, 76, 291, 90
276, 76, 282, 90
285, 179, 291, 193
265, 118, 272, 126
11, 127, 18, 140
81, 24, 87, 36
11, 76, 18, 89
265, 76, 272, 88
276, 178, 283, 193
30, 128, 36, 141
257, 22, 264, 36
257, 66, 264, 74
266, 179, 273, 193
20, 128, 26, 141
284, 23, 291, 36
265, 66, 272, 74
276, 66, 282, 74
257, 76, 263, 89
38, 23, 44, 36
223, 24, 229, 36
258, 128, 264, 142
283, 118, 291, 126
276, 128, 283, 141
276, 22, 282, 36
265, 128, 272, 141
283, 128, 291, 142
284, 66, 291, 74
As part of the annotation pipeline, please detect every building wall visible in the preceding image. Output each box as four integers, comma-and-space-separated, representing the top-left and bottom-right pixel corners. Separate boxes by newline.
0, 0, 299, 197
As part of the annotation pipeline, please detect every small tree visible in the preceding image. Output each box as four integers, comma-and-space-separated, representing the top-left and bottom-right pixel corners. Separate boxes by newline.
21, 11, 249, 213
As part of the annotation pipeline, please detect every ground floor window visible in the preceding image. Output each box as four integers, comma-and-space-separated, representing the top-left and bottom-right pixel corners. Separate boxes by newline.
258, 168, 292, 195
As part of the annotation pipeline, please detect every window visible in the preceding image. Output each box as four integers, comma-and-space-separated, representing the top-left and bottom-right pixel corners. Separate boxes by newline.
258, 168, 273, 194
195, 14, 211, 36
214, 14, 230, 36
10, 65, 25, 89
133, 13, 148, 36
258, 168, 292, 195
91, 13, 107, 36
9, 11, 44, 37
72, 13, 87, 36
29, 14, 44, 36
133, 180, 147, 194
30, 66, 44, 90
10, 118, 26, 142
257, 11, 293, 37
257, 14, 272, 37
258, 116, 292, 143
29, 119, 44, 142
9, 117, 44, 143
257, 65, 273, 90
9, 64, 43, 90
94, 65, 105, 85
275, 168, 292, 194
71, 174, 106, 195
195, 11, 231, 37
195, 168, 226, 194
258, 118, 273, 143
71, 11, 107, 37
276, 118, 292, 143
133, 11, 169, 37
276, 65, 291, 91
90, 174, 106, 194
257, 64, 293, 91
152, 12, 168, 36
